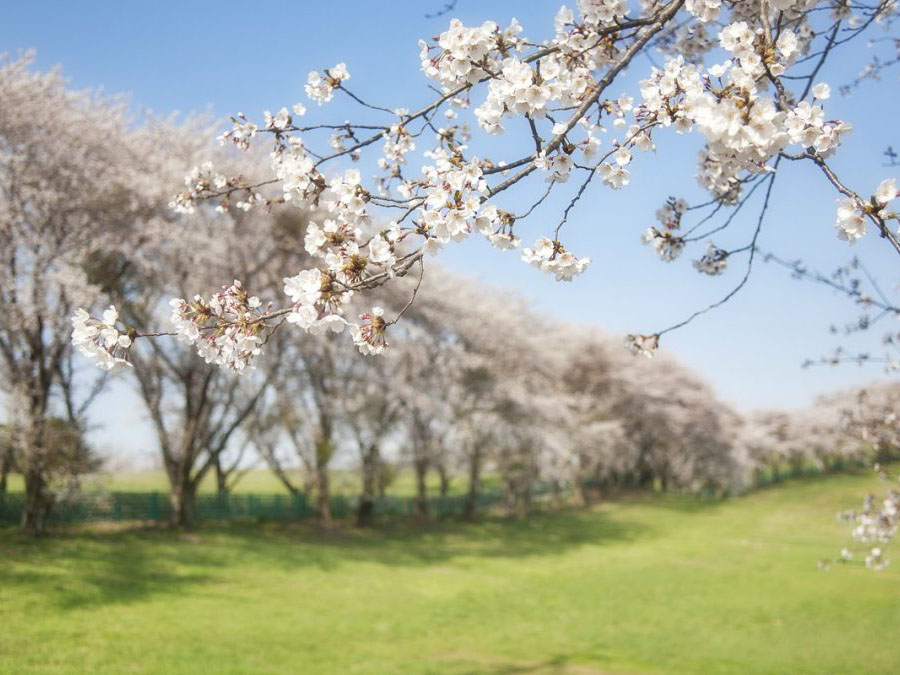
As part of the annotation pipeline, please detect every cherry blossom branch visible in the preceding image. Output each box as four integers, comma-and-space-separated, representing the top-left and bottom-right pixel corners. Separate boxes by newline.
809, 153, 900, 256
656, 171, 777, 339
763, 251, 900, 316
75, 0, 900, 371
388, 257, 426, 326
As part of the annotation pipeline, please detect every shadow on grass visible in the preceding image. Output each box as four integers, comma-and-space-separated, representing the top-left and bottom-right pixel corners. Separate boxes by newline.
612, 467, 878, 514
433, 650, 616, 674
0, 505, 652, 611
594, 487, 731, 515
745, 464, 873, 497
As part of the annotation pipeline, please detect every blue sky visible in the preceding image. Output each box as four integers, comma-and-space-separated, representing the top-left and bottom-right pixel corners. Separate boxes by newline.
4, 1, 899, 460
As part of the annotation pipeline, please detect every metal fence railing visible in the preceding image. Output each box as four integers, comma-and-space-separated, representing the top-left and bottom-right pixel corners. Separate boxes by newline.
1, 461, 861, 526
0, 491, 314, 525
0, 487, 534, 525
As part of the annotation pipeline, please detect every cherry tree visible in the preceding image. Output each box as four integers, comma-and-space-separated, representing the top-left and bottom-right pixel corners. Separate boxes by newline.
0, 425, 11, 497
248, 411, 308, 498
390, 268, 569, 518
839, 384, 900, 460
739, 405, 855, 482
277, 335, 356, 527
375, 269, 746, 514
602, 341, 743, 491
248, 307, 385, 527
0, 53, 169, 534
116, 196, 297, 529
340, 355, 405, 526
558, 331, 634, 501
737, 382, 899, 568
250, 332, 401, 527
833, 384, 900, 568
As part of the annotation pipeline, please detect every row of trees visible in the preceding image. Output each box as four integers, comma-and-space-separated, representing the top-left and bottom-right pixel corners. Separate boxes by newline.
2, 53, 897, 536
742, 384, 900, 482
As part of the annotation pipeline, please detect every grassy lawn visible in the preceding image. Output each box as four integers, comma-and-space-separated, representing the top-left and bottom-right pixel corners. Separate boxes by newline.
1, 470, 897, 674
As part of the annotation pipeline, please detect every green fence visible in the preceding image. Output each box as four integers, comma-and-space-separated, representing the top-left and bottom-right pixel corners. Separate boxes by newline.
0, 487, 536, 525
0, 491, 318, 525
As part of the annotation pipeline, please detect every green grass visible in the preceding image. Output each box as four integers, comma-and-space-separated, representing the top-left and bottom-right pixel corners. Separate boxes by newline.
1, 470, 897, 674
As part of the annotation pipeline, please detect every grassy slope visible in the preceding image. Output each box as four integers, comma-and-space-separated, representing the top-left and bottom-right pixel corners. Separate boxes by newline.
1, 470, 897, 674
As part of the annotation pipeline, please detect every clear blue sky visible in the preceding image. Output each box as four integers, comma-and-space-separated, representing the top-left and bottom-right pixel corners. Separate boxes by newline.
4, 1, 898, 460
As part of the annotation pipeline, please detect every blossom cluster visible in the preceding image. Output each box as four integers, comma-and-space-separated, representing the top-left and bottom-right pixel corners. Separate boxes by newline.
281, 269, 390, 355
655, 197, 689, 231
283, 268, 350, 334
475, 55, 554, 135
834, 198, 868, 243
421, 7, 637, 140
273, 136, 323, 205
534, 150, 575, 183
642, 227, 685, 262
71, 306, 133, 371
637, 23, 850, 208
598, 147, 633, 189
381, 123, 416, 169
169, 281, 268, 371
684, 0, 722, 23
783, 99, 849, 156
576, 0, 628, 27
692, 241, 729, 276
217, 112, 259, 150
305, 63, 349, 105
415, 148, 490, 248
169, 161, 228, 215
642, 196, 694, 263
521, 237, 591, 281
834, 178, 898, 243
470, 3, 629, 137
625, 333, 659, 358
419, 18, 524, 92
838, 474, 899, 571
350, 307, 388, 355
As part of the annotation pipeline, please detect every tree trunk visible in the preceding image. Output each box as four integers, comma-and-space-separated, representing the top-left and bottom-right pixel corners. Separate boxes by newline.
356, 444, 378, 527
581, 477, 596, 506
504, 477, 517, 517
437, 461, 450, 497
573, 460, 590, 507
376, 459, 393, 497
214, 457, 229, 496
550, 480, 564, 510
376, 465, 387, 498
0, 454, 9, 496
413, 455, 429, 520
875, 445, 893, 465
519, 476, 533, 518
463, 447, 482, 521
17, 406, 52, 536
169, 473, 198, 530
21, 465, 51, 536
315, 462, 332, 527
